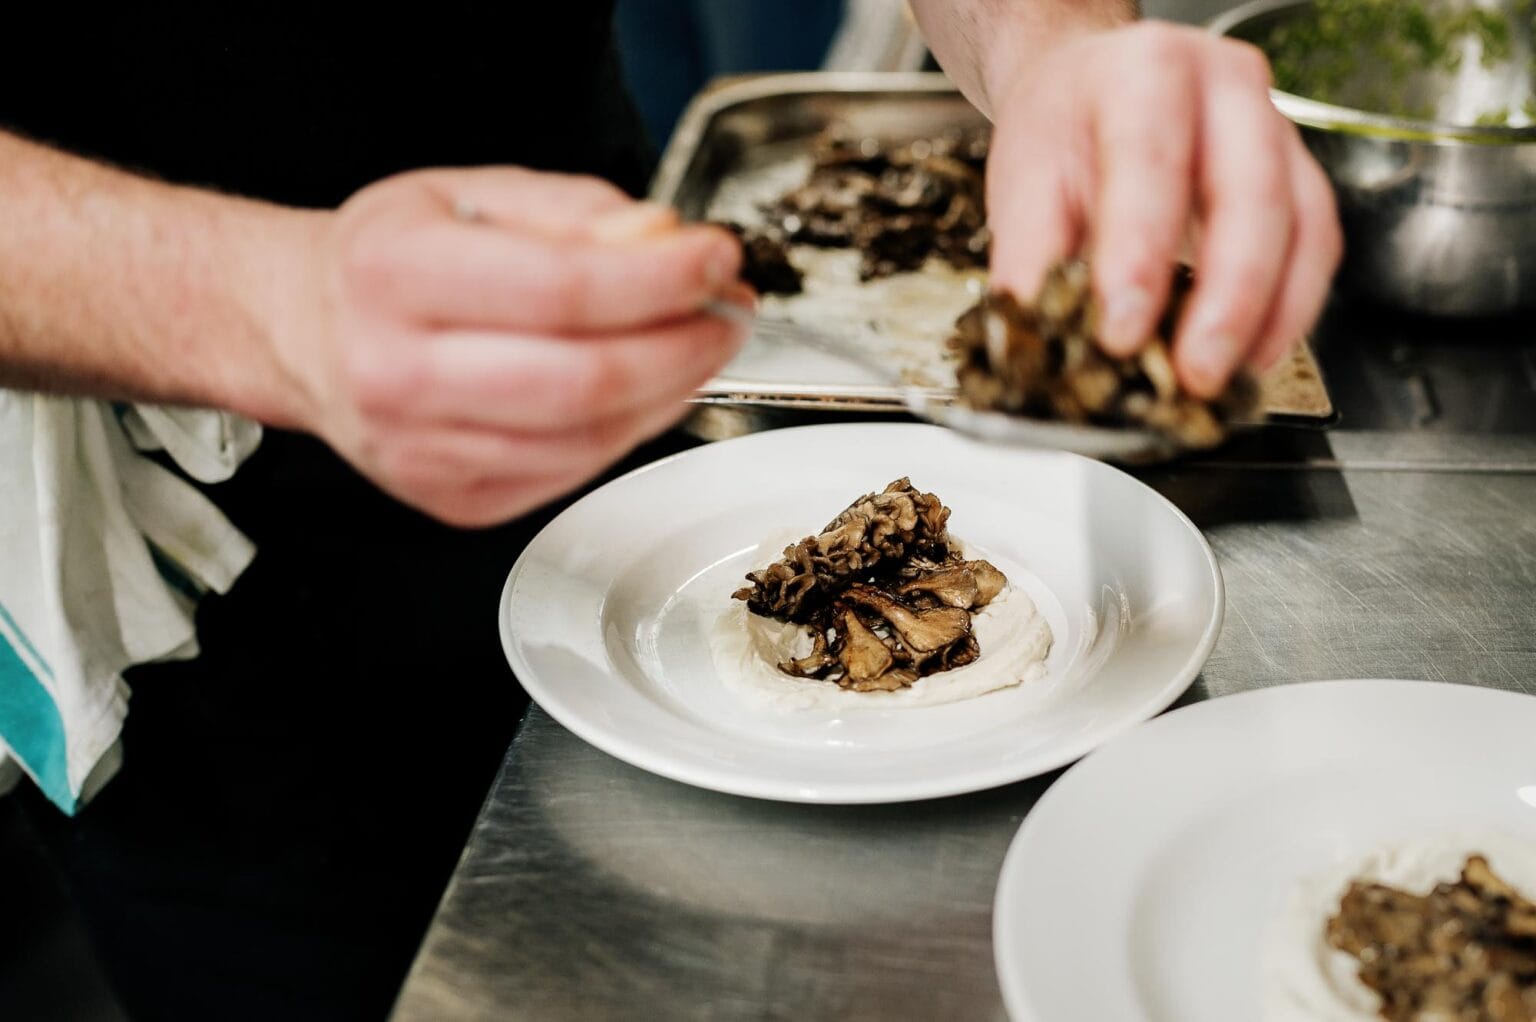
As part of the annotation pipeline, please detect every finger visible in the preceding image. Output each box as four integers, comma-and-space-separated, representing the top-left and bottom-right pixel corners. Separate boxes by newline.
351, 218, 743, 332
584, 203, 682, 243
1174, 43, 1295, 398
431, 314, 743, 430
416, 167, 634, 239
1249, 138, 1343, 371
713, 280, 759, 312
428, 473, 582, 527
356, 312, 746, 431
1088, 33, 1198, 356
387, 400, 699, 527
375, 427, 592, 491
377, 399, 696, 492
985, 89, 1089, 300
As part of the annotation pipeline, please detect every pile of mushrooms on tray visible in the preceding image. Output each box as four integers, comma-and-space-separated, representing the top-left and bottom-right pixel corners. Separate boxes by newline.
724, 126, 989, 294
720, 122, 1262, 452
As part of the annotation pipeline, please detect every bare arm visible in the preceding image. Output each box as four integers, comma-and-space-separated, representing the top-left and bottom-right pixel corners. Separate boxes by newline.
910, 0, 1341, 398
0, 131, 319, 426
0, 131, 745, 525
910, 0, 1135, 117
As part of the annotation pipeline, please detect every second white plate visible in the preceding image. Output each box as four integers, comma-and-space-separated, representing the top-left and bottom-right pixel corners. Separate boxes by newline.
994, 679, 1536, 1021
500, 423, 1222, 803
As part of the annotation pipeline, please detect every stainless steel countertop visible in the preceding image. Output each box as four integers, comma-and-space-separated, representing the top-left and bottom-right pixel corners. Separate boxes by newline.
391, 422, 1536, 1021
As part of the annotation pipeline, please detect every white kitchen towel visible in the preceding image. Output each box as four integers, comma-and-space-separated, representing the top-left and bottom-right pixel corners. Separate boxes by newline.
0, 393, 260, 813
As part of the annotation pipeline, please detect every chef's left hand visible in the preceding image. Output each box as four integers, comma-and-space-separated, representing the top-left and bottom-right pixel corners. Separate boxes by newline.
983, 22, 1343, 397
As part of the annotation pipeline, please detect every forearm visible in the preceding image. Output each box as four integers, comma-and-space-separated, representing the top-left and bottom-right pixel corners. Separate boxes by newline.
910, 0, 1138, 116
0, 131, 322, 427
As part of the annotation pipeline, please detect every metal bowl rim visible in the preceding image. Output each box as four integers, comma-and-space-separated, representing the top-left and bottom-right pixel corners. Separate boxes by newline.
1209, 0, 1536, 147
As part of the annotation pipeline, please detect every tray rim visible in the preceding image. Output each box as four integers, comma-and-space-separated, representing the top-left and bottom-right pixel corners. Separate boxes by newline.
650, 70, 964, 209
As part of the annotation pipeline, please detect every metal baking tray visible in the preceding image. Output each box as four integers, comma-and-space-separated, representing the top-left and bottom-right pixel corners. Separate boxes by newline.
654, 71, 1334, 423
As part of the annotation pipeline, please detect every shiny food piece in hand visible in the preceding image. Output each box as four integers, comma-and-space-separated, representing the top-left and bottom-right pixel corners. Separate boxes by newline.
731, 478, 1006, 692
1326, 855, 1536, 1021
722, 223, 803, 296
950, 261, 1261, 450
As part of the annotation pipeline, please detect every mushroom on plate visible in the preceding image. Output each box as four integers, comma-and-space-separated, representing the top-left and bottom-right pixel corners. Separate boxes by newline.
733, 478, 1007, 692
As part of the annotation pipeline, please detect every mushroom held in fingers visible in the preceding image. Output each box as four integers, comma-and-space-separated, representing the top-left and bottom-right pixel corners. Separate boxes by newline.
950, 261, 1262, 449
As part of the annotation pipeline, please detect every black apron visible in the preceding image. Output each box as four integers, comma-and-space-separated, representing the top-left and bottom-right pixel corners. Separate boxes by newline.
3, 9, 655, 1019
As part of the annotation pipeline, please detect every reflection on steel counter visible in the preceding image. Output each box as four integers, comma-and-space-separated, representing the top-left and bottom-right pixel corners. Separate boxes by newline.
393, 428, 1536, 1021
1310, 300, 1536, 434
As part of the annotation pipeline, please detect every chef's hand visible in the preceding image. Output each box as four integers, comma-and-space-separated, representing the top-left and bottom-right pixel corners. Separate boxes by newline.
984, 22, 1343, 397
276, 168, 746, 526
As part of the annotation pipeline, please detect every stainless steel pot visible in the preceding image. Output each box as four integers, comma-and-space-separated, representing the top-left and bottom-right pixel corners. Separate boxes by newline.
1211, 0, 1536, 316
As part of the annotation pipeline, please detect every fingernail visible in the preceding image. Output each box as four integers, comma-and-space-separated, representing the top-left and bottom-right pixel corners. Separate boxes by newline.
704, 241, 739, 292
1253, 338, 1297, 374
452, 197, 482, 224
588, 202, 678, 243
699, 306, 750, 357
1100, 286, 1154, 355
724, 316, 750, 352
718, 281, 759, 313
1183, 335, 1239, 398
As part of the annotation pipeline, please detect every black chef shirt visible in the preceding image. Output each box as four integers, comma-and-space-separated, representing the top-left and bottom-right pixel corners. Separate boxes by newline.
3, 9, 657, 1019
0, 8, 651, 205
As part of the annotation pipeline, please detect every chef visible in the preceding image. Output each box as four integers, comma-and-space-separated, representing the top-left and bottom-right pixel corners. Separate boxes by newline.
0, 3, 1338, 1018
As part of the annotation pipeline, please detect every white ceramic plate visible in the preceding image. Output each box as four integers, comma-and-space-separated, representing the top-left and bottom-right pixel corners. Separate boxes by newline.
994, 679, 1536, 1021
499, 422, 1222, 804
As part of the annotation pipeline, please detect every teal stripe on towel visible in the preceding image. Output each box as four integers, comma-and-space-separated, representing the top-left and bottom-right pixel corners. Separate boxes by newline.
0, 600, 54, 680
0, 625, 74, 814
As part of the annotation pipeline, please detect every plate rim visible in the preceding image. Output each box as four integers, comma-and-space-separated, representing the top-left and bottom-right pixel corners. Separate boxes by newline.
990, 678, 1536, 1021
499, 422, 1226, 805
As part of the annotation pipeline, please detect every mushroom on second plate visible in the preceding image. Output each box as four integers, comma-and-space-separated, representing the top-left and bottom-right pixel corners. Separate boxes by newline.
1326, 853, 1536, 1021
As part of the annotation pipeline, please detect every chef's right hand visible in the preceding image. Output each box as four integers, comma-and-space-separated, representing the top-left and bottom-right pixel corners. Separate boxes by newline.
273, 167, 747, 526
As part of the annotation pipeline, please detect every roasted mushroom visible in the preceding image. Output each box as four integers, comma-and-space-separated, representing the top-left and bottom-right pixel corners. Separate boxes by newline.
966, 560, 1007, 607
755, 126, 991, 281
895, 565, 980, 609
733, 478, 951, 624
721, 222, 803, 296
836, 608, 898, 691
950, 260, 1262, 450
841, 584, 971, 654
1326, 854, 1536, 1020
734, 479, 1008, 692
779, 629, 836, 678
